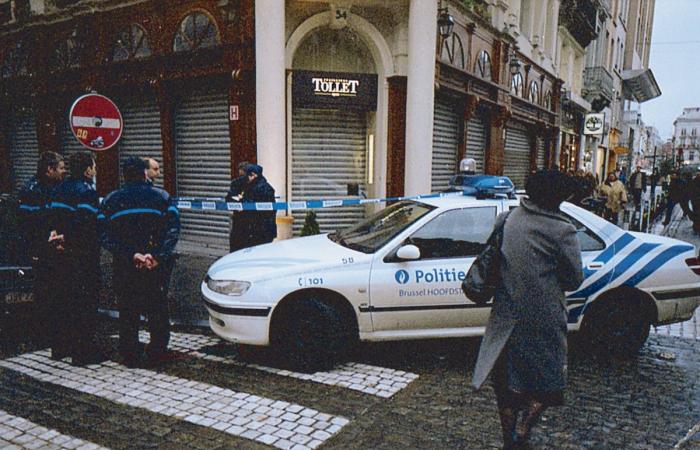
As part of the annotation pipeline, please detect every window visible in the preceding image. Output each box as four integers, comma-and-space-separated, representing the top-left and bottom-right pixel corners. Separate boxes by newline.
406, 207, 497, 259
510, 72, 523, 97
543, 91, 552, 110
50, 30, 82, 71
173, 11, 220, 52
564, 214, 605, 252
528, 81, 540, 104
690, 151, 695, 161
112, 24, 151, 61
1, 39, 29, 78
475, 50, 492, 81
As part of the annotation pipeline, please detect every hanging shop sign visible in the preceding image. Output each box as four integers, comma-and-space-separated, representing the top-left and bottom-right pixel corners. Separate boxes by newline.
292, 70, 377, 111
583, 113, 605, 135
69, 93, 123, 151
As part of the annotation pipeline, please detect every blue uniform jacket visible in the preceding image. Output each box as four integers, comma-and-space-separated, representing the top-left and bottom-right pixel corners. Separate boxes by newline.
98, 181, 180, 265
47, 177, 100, 265
17, 177, 55, 262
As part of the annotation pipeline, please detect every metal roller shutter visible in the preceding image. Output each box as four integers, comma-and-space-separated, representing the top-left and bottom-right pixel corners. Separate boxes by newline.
465, 113, 487, 173
117, 95, 163, 184
291, 109, 367, 235
536, 137, 546, 170
431, 95, 460, 192
9, 111, 39, 192
174, 88, 231, 249
503, 125, 532, 190
61, 115, 86, 171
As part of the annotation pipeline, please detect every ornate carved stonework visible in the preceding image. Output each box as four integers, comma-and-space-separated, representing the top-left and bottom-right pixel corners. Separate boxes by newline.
463, 93, 479, 121
492, 104, 511, 128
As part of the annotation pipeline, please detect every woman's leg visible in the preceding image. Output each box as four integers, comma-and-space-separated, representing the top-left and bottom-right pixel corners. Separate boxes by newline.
493, 353, 519, 448
514, 400, 546, 447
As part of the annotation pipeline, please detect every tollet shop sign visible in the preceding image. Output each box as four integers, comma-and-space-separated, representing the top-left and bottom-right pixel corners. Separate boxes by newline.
293, 70, 377, 111
583, 113, 605, 135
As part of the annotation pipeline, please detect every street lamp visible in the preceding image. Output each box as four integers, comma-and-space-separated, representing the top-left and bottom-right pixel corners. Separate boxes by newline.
438, 7, 454, 40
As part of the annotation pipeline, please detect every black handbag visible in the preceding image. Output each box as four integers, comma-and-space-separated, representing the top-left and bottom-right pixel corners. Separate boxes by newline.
461, 212, 510, 305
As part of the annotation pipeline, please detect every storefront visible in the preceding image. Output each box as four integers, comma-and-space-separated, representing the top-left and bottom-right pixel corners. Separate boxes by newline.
432, 93, 461, 192
114, 92, 163, 183
503, 121, 532, 189
8, 107, 39, 191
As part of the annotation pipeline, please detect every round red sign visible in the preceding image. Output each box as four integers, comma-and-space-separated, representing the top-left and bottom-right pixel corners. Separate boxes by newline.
69, 93, 123, 151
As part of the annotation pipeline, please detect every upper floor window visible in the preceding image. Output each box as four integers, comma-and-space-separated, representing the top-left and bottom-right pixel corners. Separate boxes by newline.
50, 30, 82, 71
510, 72, 523, 97
528, 81, 540, 104
543, 91, 552, 110
693, 128, 697, 136
1, 39, 29, 78
112, 24, 152, 62
681, 128, 687, 136
173, 11, 220, 52
475, 50, 492, 81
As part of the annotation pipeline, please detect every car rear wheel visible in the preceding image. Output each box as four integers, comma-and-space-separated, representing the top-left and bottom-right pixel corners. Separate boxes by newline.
581, 294, 651, 357
274, 297, 350, 371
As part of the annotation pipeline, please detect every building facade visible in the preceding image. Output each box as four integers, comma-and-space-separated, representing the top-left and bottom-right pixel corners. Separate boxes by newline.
673, 108, 700, 167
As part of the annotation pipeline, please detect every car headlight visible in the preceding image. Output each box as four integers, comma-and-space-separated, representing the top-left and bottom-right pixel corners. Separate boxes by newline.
206, 276, 251, 296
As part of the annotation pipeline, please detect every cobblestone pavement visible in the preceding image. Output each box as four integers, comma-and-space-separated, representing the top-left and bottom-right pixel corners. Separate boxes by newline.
0, 324, 697, 449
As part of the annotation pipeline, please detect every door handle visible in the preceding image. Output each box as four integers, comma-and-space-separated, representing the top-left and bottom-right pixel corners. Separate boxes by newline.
586, 262, 604, 270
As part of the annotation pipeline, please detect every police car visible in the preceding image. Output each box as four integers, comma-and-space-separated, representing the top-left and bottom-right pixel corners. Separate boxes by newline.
201, 176, 700, 367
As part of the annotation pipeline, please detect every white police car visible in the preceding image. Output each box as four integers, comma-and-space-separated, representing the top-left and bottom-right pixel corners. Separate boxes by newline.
202, 182, 700, 367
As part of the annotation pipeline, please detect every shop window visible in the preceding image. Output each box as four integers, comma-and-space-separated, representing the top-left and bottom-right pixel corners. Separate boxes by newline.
510, 72, 523, 97
475, 50, 492, 81
173, 10, 220, 52
50, 30, 82, 71
112, 24, 151, 62
528, 81, 540, 104
1, 39, 29, 78
441, 33, 465, 70
543, 90, 552, 110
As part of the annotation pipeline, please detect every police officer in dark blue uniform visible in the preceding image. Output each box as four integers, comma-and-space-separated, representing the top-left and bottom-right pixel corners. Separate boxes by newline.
99, 157, 180, 367
46, 151, 103, 364
17, 151, 66, 345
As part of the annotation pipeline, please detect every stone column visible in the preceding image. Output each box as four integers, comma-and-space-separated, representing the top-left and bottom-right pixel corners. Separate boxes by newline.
255, 0, 286, 201
545, 0, 560, 59
404, 0, 437, 195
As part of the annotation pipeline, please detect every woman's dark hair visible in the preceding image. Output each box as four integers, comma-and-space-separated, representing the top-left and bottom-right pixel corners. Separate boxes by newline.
525, 169, 574, 211
68, 151, 95, 179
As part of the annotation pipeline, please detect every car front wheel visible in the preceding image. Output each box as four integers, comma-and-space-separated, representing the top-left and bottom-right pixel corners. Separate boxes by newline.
273, 297, 350, 371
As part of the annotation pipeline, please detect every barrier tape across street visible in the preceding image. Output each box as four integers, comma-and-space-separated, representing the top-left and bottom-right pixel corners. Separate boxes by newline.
173, 191, 467, 211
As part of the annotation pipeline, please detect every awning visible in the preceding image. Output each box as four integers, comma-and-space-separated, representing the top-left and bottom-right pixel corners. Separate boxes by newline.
621, 69, 661, 103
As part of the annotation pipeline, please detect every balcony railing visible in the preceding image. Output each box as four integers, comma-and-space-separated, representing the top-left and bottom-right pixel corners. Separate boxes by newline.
582, 66, 614, 111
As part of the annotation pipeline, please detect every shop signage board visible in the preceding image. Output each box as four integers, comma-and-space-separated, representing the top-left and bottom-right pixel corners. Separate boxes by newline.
69, 93, 123, 151
292, 70, 378, 111
583, 113, 605, 135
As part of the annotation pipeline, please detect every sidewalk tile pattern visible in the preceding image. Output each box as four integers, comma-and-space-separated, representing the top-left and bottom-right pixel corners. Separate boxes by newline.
146, 331, 419, 398
0, 409, 108, 450
0, 351, 348, 450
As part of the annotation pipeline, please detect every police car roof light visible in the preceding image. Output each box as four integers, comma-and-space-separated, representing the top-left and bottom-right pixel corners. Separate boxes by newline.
449, 174, 516, 199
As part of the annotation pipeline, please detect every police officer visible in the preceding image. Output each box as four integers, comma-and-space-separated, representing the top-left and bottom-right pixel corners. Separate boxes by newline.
240, 164, 277, 248
17, 151, 66, 345
46, 151, 103, 365
99, 157, 180, 367
225, 161, 250, 252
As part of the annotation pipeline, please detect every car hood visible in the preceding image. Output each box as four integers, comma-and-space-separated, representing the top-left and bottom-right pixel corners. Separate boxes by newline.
627, 231, 695, 249
207, 234, 365, 281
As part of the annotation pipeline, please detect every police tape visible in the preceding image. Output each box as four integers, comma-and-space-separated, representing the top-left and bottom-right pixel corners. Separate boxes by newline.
172, 191, 466, 211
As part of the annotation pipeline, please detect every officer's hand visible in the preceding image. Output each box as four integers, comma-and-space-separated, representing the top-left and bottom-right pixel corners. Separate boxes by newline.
133, 253, 147, 269
144, 254, 159, 270
48, 231, 65, 251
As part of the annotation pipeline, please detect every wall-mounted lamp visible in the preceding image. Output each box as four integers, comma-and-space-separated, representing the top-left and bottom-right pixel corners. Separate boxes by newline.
438, 7, 455, 40
508, 49, 521, 76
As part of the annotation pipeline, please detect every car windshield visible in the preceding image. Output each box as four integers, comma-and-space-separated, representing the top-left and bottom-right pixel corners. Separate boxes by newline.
329, 201, 434, 253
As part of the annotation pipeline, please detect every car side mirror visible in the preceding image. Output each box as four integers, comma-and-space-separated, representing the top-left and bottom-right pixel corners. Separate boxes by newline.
396, 244, 420, 260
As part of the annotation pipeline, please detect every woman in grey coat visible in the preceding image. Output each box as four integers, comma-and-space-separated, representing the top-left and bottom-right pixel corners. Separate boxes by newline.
472, 170, 583, 449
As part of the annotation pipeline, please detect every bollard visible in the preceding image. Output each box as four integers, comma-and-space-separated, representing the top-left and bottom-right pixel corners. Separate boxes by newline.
275, 215, 294, 240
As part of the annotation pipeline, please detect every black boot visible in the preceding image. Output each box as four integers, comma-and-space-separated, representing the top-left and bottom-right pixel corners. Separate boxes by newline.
498, 407, 517, 449
514, 401, 545, 449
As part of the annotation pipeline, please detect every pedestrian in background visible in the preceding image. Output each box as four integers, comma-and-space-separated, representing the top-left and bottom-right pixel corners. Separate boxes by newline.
472, 169, 583, 449
663, 171, 686, 226
17, 151, 66, 345
99, 157, 180, 367
144, 157, 161, 186
46, 151, 104, 365
687, 168, 700, 235
226, 161, 250, 252
599, 171, 627, 224
628, 165, 647, 208
240, 164, 277, 248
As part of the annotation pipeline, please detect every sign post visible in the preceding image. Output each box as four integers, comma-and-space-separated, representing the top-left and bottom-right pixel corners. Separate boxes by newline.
69, 93, 123, 151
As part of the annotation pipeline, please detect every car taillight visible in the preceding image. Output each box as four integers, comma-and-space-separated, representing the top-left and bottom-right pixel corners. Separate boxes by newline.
685, 257, 700, 275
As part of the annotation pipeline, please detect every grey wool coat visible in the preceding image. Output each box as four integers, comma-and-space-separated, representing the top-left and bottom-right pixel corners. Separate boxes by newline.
472, 199, 583, 393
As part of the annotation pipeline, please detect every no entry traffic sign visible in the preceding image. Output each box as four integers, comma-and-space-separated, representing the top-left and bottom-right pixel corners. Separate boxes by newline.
69, 93, 123, 151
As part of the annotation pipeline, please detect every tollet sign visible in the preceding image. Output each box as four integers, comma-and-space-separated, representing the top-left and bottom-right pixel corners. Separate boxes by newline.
69, 93, 123, 151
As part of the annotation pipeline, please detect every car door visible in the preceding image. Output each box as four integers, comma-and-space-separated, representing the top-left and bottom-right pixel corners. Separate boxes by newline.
368, 204, 499, 332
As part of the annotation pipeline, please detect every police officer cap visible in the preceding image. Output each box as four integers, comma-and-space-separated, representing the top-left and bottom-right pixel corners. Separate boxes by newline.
246, 164, 263, 176
122, 156, 147, 173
